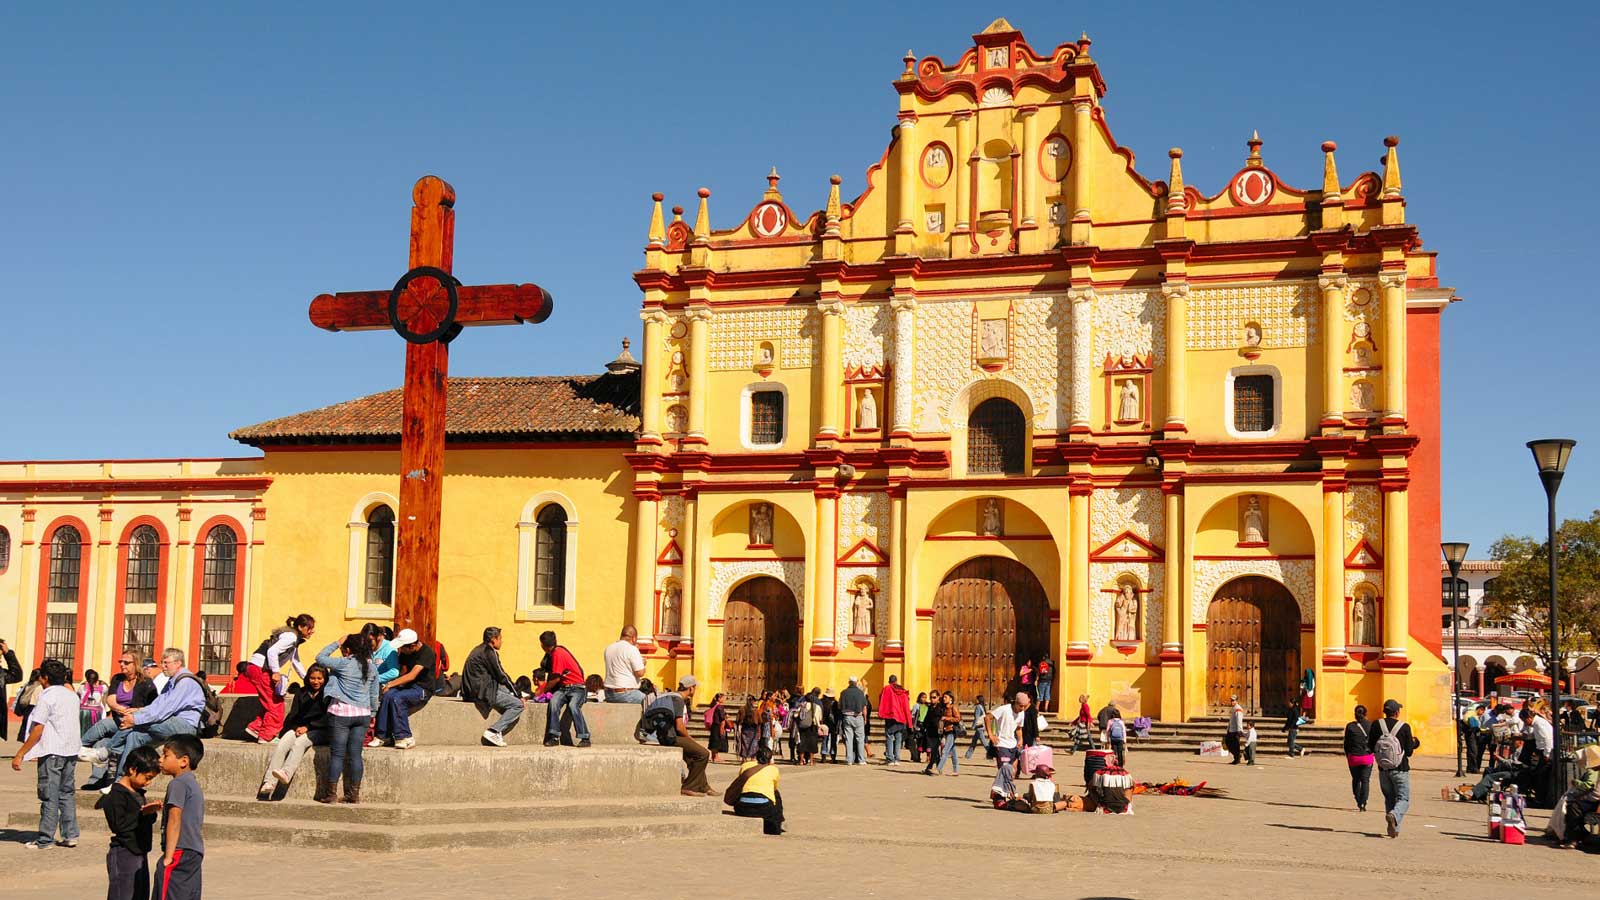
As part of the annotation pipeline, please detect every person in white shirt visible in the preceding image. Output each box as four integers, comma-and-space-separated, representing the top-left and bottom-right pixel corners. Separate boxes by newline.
986, 692, 1047, 800
602, 626, 648, 703
11, 658, 83, 849
1243, 721, 1259, 766
1522, 707, 1554, 758
145, 658, 169, 695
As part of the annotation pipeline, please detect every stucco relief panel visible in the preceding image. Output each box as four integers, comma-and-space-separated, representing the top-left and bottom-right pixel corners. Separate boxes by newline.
1009, 296, 1072, 430
842, 303, 892, 373
1344, 485, 1382, 553
912, 300, 974, 432
1090, 487, 1164, 548
1344, 570, 1384, 597
1193, 558, 1315, 624
1187, 282, 1319, 350
1093, 289, 1165, 365
838, 491, 889, 556
708, 307, 817, 370
708, 560, 807, 620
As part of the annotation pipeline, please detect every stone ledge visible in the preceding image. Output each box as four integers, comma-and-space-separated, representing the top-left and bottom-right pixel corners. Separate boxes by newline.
220, 693, 644, 746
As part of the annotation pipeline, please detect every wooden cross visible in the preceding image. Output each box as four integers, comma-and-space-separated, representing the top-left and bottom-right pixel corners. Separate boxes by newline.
308, 175, 552, 642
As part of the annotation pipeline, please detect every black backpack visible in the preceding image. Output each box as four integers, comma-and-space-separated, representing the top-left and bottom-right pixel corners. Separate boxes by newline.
176, 674, 222, 739
634, 705, 679, 747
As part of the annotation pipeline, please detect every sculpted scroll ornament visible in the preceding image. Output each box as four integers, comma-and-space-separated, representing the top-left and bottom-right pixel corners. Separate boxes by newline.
708, 560, 806, 621
1192, 559, 1315, 624
1187, 282, 1319, 350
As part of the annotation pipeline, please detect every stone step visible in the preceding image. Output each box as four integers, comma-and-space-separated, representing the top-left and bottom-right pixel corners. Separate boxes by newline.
42, 792, 719, 827
219, 694, 641, 747
172, 742, 683, 803
37, 809, 737, 852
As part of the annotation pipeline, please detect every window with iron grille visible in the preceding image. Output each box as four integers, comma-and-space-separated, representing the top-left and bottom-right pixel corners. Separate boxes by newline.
750, 390, 784, 445
123, 613, 156, 663
48, 525, 82, 604
202, 526, 237, 605
1232, 374, 1275, 434
44, 613, 77, 671
968, 397, 1026, 474
0, 525, 10, 572
198, 614, 233, 678
534, 505, 567, 607
125, 525, 161, 606
364, 506, 396, 606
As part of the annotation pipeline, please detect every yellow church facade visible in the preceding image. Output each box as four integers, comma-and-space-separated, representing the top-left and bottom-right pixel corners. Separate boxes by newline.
0, 23, 1458, 744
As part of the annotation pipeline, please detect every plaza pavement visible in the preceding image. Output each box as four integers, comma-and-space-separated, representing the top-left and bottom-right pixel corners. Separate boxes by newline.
2, 747, 1595, 898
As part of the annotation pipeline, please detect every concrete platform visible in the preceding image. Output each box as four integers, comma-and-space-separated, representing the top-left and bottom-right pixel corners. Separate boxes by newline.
220, 693, 643, 746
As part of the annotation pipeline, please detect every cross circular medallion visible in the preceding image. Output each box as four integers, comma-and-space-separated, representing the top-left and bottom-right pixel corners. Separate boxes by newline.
388, 266, 460, 344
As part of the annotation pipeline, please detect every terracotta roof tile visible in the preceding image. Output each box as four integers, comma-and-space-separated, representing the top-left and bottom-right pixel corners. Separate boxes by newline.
230, 373, 639, 446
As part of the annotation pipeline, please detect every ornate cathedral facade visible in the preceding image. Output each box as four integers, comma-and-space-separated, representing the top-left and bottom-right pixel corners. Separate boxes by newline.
0, 22, 1457, 742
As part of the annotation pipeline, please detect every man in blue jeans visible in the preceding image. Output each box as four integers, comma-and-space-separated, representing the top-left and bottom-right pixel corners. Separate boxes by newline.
837, 675, 867, 764
538, 630, 591, 748
1369, 698, 1419, 838
375, 628, 436, 749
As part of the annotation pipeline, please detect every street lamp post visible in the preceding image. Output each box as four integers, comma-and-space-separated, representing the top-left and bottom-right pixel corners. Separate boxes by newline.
1442, 541, 1470, 778
1527, 438, 1575, 805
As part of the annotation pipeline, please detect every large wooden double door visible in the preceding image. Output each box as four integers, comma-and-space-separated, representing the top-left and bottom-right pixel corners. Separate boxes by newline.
1206, 576, 1301, 717
721, 576, 800, 700
932, 557, 1050, 703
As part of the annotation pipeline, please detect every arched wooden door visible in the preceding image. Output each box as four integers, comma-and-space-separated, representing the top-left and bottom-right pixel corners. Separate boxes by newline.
722, 576, 800, 700
1205, 576, 1300, 717
932, 557, 1050, 702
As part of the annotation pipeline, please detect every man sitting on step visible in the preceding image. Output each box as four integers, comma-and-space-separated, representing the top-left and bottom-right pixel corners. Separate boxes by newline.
79, 649, 205, 788
462, 626, 526, 747
646, 676, 713, 797
374, 629, 436, 750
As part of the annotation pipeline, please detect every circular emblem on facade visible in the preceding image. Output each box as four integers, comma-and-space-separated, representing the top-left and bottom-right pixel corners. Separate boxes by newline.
921, 142, 952, 188
749, 202, 788, 238
669, 320, 688, 340
1232, 169, 1275, 206
1039, 134, 1072, 183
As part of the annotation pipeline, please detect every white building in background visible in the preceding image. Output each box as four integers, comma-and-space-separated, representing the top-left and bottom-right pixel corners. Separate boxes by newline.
1440, 559, 1599, 697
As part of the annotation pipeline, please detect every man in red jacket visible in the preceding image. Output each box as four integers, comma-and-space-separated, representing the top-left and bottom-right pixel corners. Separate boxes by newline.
877, 675, 912, 765
537, 631, 590, 747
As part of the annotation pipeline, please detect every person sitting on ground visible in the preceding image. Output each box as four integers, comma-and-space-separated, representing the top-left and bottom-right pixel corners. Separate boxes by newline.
724, 746, 783, 834
79, 653, 158, 791
220, 662, 251, 695
648, 676, 712, 796
462, 626, 526, 747
374, 628, 436, 750
81, 649, 205, 787
1556, 743, 1600, 849
527, 670, 552, 703
993, 764, 1091, 814
601, 626, 647, 703
256, 663, 330, 800
537, 630, 591, 748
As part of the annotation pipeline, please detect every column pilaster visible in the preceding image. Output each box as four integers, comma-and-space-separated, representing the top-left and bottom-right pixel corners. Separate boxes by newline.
1068, 287, 1094, 434
894, 115, 917, 254
811, 491, 838, 654
1159, 484, 1184, 721
1381, 485, 1410, 664
685, 306, 712, 442
816, 299, 844, 439
1161, 282, 1188, 433
889, 292, 917, 438
1018, 106, 1038, 227
1069, 99, 1094, 244
953, 111, 973, 233
1318, 273, 1348, 429
631, 493, 659, 648
1321, 484, 1348, 662
1065, 483, 1092, 659
884, 490, 906, 655
638, 310, 668, 440
1378, 270, 1408, 425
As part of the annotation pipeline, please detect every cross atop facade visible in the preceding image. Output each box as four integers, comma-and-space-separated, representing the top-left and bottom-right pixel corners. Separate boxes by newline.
308, 175, 553, 642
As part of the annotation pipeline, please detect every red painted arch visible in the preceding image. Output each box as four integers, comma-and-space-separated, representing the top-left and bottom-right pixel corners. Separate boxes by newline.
34, 516, 93, 676
111, 516, 172, 663
189, 515, 248, 684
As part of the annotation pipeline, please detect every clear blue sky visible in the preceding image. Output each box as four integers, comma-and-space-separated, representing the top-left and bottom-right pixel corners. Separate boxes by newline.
3, 2, 1595, 553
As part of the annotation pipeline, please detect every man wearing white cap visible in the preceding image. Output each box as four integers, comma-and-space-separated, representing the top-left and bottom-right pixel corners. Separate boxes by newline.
374, 629, 436, 749
645, 676, 711, 795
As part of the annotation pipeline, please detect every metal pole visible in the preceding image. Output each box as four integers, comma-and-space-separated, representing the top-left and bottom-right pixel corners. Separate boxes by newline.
1448, 562, 1464, 777
1541, 471, 1562, 804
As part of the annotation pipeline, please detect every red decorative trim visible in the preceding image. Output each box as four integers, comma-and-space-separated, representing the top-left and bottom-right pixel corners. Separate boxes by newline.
0, 477, 272, 494
1343, 539, 1383, 568
655, 539, 684, 566
1376, 656, 1412, 671
1064, 647, 1094, 661
836, 538, 888, 566
189, 515, 248, 685
35, 516, 93, 676
881, 646, 905, 659
1321, 652, 1350, 667
914, 607, 936, 619
1157, 649, 1184, 663
1089, 530, 1164, 562
1193, 554, 1315, 562
923, 533, 1053, 542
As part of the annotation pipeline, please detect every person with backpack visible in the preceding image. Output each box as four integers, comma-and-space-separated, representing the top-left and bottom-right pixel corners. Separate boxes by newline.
795, 688, 821, 766
1367, 698, 1420, 837
82, 649, 210, 785
240, 614, 317, 743
1105, 707, 1128, 767
1343, 704, 1375, 811
646, 677, 710, 796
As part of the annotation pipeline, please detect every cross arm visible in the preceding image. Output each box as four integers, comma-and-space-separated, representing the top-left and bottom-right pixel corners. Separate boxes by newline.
309, 283, 554, 332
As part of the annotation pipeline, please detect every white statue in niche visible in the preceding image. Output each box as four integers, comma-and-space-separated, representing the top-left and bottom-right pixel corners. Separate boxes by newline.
1118, 379, 1140, 422
1351, 381, 1375, 411
1351, 592, 1377, 646
1242, 495, 1267, 543
852, 585, 875, 636
756, 343, 775, 365
979, 498, 1003, 536
925, 146, 948, 169
660, 583, 682, 636
1114, 582, 1140, 642
925, 210, 944, 233
1244, 324, 1262, 347
979, 319, 1007, 359
987, 47, 1008, 68
857, 389, 879, 430
665, 405, 687, 434
749, 502, 774, 546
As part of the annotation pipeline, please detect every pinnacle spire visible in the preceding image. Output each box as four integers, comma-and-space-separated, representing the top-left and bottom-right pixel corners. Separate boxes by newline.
646, 192, 665, 248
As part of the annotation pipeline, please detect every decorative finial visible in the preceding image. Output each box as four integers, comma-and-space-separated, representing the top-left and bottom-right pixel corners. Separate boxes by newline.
670, 205, 684, 222
901, 49, 916, 79
692, 188, 711, 241
825, 174, 842, 237
1321, 141, 1341, 205
1381, 135, 1402, 198
605, 337, 641, 375
647, 193, 665, 248
763, 167, 783, 201
1167, 148, 1186, 216
1077, 31, 1092, 57
1246, 130, 1263, 167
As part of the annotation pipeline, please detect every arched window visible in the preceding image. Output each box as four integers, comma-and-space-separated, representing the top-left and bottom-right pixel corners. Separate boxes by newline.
968, 397, 1025, 474
198, 525, 237, 677
122, 525, 161, 661
534, 505, 568, 608
364, 506, 396, 607
0, 525, 10, 572
44, 525, 83, 670
1441, 577, 1469, 609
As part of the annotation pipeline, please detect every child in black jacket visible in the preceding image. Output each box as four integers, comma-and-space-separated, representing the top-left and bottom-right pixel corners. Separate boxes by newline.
97, 744, 160, 900
256, 664, 331, 799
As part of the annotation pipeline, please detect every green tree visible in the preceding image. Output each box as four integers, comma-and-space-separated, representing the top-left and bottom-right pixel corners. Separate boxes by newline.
1483, 510, 1600, 680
